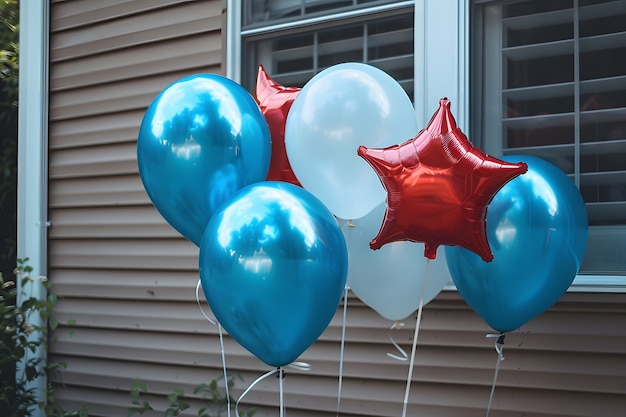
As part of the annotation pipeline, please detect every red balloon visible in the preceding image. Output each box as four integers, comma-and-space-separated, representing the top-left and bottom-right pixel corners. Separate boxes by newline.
254, 65, 302, 186
358, 98, 528, 262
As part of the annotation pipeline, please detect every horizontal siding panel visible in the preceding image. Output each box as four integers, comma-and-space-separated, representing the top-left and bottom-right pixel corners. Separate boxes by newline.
50, 268, 201, 300
50, 328, 260, 368
51, 1, 222, 61
50, 292, 626, 380
50, 142, 137, 179
49, 238, 198, 270
49, 341, 626, 417
47, 356, 276, 408
53, 299, 212, 333
52, 0, 187, 30
49, 69, 220, 121
49, 388, 130, 417
49, 111, 144, 149
51, 33, 223, 91
47, 358, 269, 416
49, 174, 149, 208
50, 382, 626, 417
48, 206, 176, 239
48, 317, 626, 395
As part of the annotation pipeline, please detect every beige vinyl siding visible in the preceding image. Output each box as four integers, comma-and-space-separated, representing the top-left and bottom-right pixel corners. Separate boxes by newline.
47, 1, 626, 416
48, 0, 221, 415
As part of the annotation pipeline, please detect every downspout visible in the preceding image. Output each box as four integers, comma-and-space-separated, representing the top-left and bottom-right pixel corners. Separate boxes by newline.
17, 1, 50, 416
226, 0, 241, 82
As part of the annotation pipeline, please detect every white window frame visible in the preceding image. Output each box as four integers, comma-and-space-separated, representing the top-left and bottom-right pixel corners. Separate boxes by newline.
226, 0, 625, 292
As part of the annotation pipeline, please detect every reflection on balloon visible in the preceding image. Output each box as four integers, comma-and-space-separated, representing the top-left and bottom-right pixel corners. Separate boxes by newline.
137, 74, 271, 246
342, 203, 450, 321
445, 155, 589, 333
358, 98, 528, 261
199, 182, 348, 367
285, 62, 419, 220
255, 65, 302, 186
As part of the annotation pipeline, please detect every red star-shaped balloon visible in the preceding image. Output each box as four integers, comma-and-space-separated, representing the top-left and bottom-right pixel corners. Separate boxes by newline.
254, 65, 302, 186
358, 98, 528, 262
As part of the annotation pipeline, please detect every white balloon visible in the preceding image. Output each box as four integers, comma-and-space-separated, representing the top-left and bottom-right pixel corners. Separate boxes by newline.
343, 203, 450, 321
285, 63, 418, 220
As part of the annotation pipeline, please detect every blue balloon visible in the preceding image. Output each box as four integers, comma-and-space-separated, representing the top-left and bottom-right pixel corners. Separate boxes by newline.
445, 155, 588, 333
199, 182, 348, 367
137, 74, 271, 246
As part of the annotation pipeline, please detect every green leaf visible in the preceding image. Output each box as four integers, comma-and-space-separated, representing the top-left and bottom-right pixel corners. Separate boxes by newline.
193, 383, 208, 394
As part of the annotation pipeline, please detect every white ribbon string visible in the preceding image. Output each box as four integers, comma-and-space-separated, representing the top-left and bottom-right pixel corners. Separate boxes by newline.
195, 279, 216, 325
400, 259, 431, 417
236, 368, 280, 417
279, 366, 285, 417
336, 284, 349, 417
218, 323, 231, 417
336, 219, 354, 417
485, 333, 506, 417
387, 322, 408, 361
195, 279, 230, 417
288, 361, 311, 371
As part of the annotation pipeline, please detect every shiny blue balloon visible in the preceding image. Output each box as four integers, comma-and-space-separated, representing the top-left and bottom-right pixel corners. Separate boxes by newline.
137, 74, 271, 246
445, 155, 588, 333
199, 181, 348, 367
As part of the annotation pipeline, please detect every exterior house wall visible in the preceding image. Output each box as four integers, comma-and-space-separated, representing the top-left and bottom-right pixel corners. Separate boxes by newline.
45, 1, 626, 416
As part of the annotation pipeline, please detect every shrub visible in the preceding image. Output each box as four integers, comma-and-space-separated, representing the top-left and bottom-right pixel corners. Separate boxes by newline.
0, 258, 86, 417
129, 373, 256, 417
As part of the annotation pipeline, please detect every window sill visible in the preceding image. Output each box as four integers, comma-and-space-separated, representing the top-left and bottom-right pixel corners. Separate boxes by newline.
569, 275, 626, 293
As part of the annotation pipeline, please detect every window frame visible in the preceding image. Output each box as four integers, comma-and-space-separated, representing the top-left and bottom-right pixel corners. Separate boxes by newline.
227, 0, 626, 292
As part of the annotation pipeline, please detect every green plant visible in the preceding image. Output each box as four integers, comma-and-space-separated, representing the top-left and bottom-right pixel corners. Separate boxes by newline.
129, 374, 256, 417
0, 0, 19, 280
0, 257, 87, 417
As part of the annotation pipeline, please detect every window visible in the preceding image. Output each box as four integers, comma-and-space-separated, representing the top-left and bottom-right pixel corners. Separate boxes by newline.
240, 1, 415, 100
472, 0, 626, 277
234, 0, 625, 285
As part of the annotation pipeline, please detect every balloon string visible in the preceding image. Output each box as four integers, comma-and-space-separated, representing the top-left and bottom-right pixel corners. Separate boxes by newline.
336, 284, 349, 417
236, 368, 279, 417
400, 259, 430, 417
485, 333, 506, 417
279, 366, 285, 417
195, 279, 217, 325
195, 279, 230, 417
336, 219, 354, 417
387, 322, 408, 361
218, 323, 231, 417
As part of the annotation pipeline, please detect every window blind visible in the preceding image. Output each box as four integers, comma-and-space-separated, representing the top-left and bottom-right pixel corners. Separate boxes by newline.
243, 0, 400, 27
241, 4, 414, 101
476, 0, 626, 274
